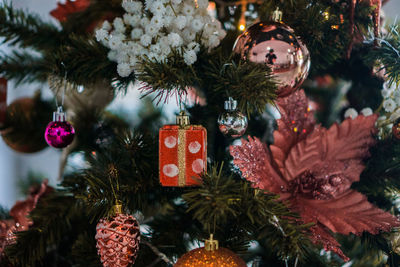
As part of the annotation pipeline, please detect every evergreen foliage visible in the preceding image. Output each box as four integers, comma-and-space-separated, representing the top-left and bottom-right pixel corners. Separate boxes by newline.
1, 0, 400, 266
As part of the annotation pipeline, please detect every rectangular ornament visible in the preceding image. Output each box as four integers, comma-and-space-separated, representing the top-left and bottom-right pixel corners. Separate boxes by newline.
159, 124, 207, 186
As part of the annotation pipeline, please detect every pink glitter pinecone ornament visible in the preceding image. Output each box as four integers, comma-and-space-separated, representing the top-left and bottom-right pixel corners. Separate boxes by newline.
95, 211, 140, 267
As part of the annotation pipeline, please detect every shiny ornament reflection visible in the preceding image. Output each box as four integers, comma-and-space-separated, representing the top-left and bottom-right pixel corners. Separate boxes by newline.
233, 21, 310, 97
45, 107, 75, 148
218, 97, 248, 138
45, 121, 75, 148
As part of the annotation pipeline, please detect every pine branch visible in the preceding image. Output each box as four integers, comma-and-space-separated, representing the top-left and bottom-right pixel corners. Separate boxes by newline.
0, 50, 51, 84
144, 203, 204, 260
0, 2, 62, 51
199, 54, 277, 115
354, 139, 400, 211
183, 164, 311, 259
139, 48, 277, 115
137, 49, 200, 104
5, 194, 82, 266
365, 23, 400, 86
71, 232, 102, 267
49, 35, 121, 88
62, 129, 179, 223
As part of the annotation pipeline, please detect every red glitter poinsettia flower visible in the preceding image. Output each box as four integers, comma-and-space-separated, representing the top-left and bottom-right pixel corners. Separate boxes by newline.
230, 90, 400, 261
0, 180, 53, 254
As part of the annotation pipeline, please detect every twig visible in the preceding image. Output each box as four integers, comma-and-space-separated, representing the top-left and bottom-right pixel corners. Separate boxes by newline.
142, 240, 174, 265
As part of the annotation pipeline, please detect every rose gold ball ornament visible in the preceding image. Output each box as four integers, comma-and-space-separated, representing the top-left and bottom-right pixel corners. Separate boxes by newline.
392, 118, 400, 140
233, 8, 310, 97
95, 205, 140, 267
175, 234, 247, 267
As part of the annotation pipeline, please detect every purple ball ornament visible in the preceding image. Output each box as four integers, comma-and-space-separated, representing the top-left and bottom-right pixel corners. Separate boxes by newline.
44, 106, 75, 148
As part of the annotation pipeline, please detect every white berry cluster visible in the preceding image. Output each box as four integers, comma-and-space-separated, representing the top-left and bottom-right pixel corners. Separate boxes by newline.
96, 0, 226, 77
381, 81, 400, 120
371, 81, 400, 137
344, 107, 373, 120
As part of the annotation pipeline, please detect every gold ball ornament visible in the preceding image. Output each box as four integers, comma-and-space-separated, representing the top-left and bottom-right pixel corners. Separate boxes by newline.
174, 235, 246, 267
233, 21, 311, 97
1, 94, 53, 153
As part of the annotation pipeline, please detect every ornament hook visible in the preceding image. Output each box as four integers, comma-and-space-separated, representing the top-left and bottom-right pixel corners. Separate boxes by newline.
113, 203, 123, 215
272, 7, 283, 22
176, 111, 190, 127
205, 234, 219, 251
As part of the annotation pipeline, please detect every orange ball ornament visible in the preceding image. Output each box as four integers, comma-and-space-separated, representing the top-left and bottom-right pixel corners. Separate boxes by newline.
174, 235, 246, 267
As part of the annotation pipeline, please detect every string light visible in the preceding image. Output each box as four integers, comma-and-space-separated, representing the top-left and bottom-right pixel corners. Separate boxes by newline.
322, 11, 329, 20
238, 1, 247, 31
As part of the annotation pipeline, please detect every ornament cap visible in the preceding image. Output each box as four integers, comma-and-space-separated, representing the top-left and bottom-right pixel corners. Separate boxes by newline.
205, 234, 219, 251
272, 7, 283, 22
53, 106, 67, 122
113, 203, 123, 215
176, 111, 190, 127
224, 97, 237, 111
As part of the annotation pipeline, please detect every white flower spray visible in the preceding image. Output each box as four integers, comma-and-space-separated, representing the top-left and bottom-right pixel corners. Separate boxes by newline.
374, 81, 400, 138
96, 0, 226, 77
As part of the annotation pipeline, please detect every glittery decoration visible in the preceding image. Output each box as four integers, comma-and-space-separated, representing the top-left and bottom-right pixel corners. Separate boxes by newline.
230, 89, 400, 261
45, 121, 75, 149
178, 128, 187, 186
0, 180, 52, 254
175, 247, 246, 267
159, 124, 207, 187
0, 220, 15, 254
95, 213, 140, 267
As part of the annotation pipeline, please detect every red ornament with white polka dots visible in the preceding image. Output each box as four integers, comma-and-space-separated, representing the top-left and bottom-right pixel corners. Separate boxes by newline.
159, 112, 207, 187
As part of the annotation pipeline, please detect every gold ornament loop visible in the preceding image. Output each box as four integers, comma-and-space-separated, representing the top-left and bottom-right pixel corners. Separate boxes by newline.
113, 203, 123, 215
176, 111, 190, 127
205, 234, 219, 251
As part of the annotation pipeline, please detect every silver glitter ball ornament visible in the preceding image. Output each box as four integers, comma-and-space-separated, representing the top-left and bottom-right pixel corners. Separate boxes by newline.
233, 21, 311, 97
218, 98, 248, 138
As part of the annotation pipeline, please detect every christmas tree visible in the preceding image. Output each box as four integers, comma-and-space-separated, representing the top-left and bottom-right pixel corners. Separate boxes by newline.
1, 0, 400, 266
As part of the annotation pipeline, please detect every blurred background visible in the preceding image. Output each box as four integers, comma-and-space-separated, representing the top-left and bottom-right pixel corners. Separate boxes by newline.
0, 0, 399, 208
